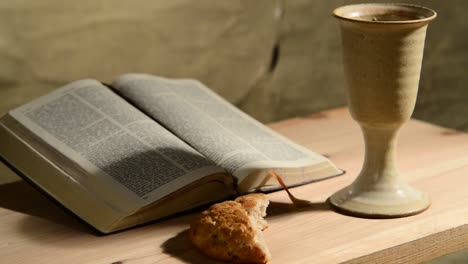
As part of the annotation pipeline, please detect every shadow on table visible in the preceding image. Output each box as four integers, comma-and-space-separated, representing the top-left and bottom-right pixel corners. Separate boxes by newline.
0, 180, 333, 252
162, 229, 224, 264
0, 180, 93, 234
267, 200, 330, 218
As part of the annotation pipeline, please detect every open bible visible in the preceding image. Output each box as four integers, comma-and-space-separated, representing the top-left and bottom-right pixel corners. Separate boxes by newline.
0, 73, 342, 233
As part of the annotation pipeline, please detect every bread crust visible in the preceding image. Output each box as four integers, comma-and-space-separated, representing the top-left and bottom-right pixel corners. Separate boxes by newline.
235, 193, 266, 211
189, 194, 270, 263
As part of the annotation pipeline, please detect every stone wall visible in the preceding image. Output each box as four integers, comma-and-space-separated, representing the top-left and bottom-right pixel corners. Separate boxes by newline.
1, 0, 467, 129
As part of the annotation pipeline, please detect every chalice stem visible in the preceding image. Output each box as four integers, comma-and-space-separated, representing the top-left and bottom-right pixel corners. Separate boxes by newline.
356, 126, 400, 190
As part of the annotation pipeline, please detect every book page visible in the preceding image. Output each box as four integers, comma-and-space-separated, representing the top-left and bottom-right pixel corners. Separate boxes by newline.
113, 74, 331, 181
9, 80, 225, 211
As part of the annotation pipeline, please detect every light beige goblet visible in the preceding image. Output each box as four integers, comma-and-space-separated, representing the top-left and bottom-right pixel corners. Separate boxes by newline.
329, 3, 437, 218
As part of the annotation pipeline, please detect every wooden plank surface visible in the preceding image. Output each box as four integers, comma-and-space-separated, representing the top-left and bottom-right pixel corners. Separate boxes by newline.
1, 107, 467, 263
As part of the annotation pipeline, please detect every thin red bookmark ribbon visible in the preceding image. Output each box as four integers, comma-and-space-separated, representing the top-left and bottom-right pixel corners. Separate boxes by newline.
268, 171, 312, 207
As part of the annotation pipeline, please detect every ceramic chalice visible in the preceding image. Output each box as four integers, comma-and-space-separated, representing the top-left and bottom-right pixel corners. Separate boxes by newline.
329, 3, 437, 217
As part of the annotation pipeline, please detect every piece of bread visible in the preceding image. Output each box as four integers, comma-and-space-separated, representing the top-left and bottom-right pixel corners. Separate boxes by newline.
189, 194, 271, 263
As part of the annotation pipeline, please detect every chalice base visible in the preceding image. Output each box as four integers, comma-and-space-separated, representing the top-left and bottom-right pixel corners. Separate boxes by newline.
329, 184, 430, 218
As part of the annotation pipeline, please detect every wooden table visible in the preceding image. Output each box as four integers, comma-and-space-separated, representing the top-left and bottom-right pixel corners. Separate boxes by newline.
1, 107, 467, 263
